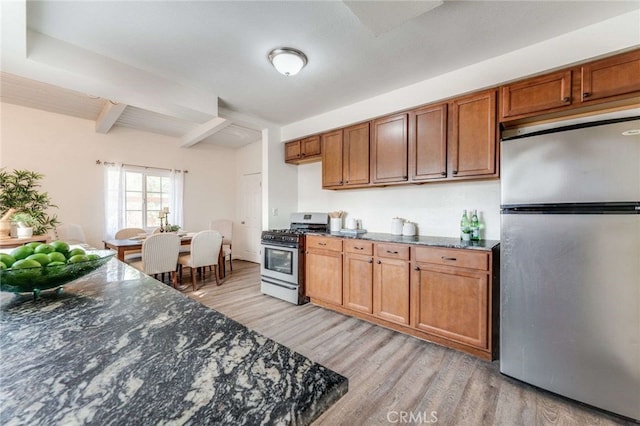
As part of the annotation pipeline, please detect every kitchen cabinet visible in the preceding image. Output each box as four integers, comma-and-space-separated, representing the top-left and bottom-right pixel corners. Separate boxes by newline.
305, 235, 343, 306
304, 235, 499, 360
285, 135, 321, 164
373, 243, 410, 326
500, 70, 573, 120
371, 113, 409, 184
322, 122, 370, 189
499, 48, 640, 123
410, 103, 448, 181
449, 89, 497, 178
411, 247, 491, 352
343, 240, 374, 314
580, 49, 640, 104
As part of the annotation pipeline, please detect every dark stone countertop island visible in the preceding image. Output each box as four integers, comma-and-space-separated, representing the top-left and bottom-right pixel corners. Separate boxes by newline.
0, 260, 347, 425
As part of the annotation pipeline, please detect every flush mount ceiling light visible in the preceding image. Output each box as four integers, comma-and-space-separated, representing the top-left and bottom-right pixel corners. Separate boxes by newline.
268, 47, 308, 76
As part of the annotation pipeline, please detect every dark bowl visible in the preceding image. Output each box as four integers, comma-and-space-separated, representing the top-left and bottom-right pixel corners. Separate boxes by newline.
0, 250, 115, 294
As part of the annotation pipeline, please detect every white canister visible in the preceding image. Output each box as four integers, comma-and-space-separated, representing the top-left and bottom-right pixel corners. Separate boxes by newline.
330, 217, 342, 232
402, 222, 416, 236
391, 217, 404, 235
346, 217, 357, 230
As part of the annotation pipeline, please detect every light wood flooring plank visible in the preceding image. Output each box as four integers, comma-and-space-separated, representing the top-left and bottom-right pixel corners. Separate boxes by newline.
186, 261, 633, 426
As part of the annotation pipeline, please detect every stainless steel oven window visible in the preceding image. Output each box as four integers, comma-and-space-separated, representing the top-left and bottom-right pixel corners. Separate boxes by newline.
260, 243, 299, 284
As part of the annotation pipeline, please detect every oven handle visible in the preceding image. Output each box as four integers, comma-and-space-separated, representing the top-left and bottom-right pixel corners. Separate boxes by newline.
261, 277, 298, 291
261, 242, 298, 249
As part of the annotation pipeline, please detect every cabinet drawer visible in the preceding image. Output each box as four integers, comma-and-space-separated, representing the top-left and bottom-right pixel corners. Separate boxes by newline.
376, 243, 410, 260
413, 247, 488, 271
344, 239, 373, 255
306, 235, 342, 252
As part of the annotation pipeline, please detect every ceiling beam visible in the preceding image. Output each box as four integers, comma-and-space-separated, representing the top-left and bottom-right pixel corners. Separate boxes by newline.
95, 101, 127, 134
180, 117, 231, 148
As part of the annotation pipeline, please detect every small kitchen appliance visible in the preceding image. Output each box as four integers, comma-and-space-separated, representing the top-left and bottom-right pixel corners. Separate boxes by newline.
260, 212, 329, 305
391, 217, 404, 235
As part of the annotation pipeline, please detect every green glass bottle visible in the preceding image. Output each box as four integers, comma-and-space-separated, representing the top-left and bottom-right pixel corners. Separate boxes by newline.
460, 209, 470, 241
470, 209, 480, 241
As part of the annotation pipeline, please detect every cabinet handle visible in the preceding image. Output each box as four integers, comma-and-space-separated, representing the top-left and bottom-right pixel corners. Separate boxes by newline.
441, 256, 457, 261
562, 97, 570, 103
386, 250, 399, 254
583, 92, 591, 98
403, 176, 408, 180
377, 260, 382, 264
318, 242, 327, 246
368, 258, 373, 264
346, 180, 350, 184
441, 171, 447, 176
452, 170, 458, 175
354, 247, 364, 250
339, 180, 343, 185
414, 266, 420, 271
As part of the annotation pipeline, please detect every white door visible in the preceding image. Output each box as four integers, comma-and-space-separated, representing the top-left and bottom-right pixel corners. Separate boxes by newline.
238, 173, 262, 263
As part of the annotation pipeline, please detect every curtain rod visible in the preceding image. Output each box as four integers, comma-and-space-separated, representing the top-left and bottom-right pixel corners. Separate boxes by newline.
96, 160, 188, 173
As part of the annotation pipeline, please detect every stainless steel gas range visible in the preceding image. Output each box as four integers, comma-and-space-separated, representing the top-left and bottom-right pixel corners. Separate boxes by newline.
260, 213, 329, 305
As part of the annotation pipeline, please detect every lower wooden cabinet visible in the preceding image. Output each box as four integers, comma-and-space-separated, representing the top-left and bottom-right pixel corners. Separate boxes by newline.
412, 264, 489, 349
305, 236, 343, 306
306, 236, 498, 360
373, 257, 410, 325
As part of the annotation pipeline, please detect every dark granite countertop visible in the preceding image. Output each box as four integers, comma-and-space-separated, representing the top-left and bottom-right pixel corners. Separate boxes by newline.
0, 260, 347, 425
311, 231, 500, 251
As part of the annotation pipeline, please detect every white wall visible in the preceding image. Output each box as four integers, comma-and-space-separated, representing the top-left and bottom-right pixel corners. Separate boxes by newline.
0, 102, 238, 249
283, 10, 640, 240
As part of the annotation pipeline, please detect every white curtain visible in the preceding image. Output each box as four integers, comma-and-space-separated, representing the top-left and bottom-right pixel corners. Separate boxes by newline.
170, 170, 184, 228
104, 162, 125, 240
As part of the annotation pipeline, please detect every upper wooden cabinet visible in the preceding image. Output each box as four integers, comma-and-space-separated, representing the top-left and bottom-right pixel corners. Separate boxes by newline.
500, 48, 640, 123
500, 70, 572, 120
371, 113, 409, 184
449, 90, 497, 178
410, 103, 448, 182
322, 122, 370, 189
285, 135, 321, 164
581, 49, 640, 103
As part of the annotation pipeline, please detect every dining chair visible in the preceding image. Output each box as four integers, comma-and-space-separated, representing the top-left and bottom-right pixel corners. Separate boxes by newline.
115, 227, 146, 239
55, 223, 87, 244
178, 230, 222, 291
209, 219, 233, 273
114, 227, 146, 262
130, 233, 181, 288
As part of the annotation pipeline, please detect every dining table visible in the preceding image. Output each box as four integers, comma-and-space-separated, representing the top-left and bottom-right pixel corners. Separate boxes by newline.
103, 233, 226, 279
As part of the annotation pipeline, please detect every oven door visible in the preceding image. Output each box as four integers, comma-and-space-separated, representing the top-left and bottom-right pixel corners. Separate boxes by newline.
260, 241, 299, 284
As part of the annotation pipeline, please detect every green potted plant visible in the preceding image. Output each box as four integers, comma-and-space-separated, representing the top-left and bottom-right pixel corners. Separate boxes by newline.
0, 169, 59, 236
11, 212, 39, 238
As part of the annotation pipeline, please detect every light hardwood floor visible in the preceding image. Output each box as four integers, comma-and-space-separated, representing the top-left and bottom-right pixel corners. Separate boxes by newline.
184, 261, 632, 426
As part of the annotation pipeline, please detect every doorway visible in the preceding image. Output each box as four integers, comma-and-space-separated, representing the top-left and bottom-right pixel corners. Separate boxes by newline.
238, 172, 262, 263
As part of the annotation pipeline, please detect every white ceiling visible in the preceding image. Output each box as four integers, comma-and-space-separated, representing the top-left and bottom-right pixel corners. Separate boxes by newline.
2, 0, 639, 148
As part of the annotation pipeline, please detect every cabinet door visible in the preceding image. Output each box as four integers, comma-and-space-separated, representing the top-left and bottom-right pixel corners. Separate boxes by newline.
500, 70, 572, 120
306, 249, 343, 306
450, 89, 497, 178
285, 140, 301, 162
412, 264, 489, 349
373, 258, 410, 325
343, 122, 370, 186
321, 130, 344, 188
371, 113, 408, 184
581, 49, 640, 103
410, 104, 447, 181
343, 253, 374, 314
302, 135, 321, 157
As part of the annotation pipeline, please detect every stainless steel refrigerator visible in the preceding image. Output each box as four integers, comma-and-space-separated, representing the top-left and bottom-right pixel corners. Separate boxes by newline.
500, 110, 640, 421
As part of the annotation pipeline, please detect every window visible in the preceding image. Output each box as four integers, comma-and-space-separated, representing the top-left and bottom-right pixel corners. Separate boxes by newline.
103, 162, 184, 239
124, 170, 170, 229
